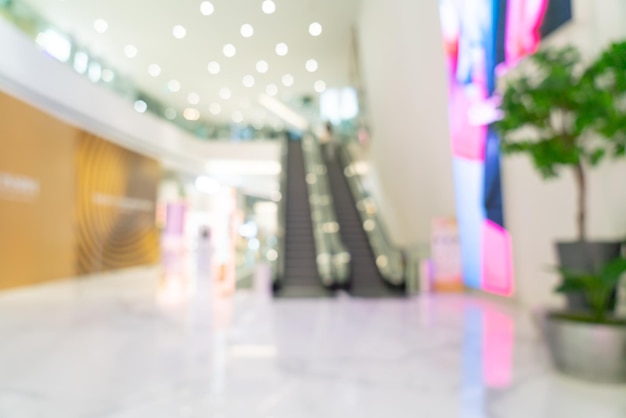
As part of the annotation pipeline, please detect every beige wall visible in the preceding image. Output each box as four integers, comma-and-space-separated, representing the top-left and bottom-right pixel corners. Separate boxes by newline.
357, 0, 456, 247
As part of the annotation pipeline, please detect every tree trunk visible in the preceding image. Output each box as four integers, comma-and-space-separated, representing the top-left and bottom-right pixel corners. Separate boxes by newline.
573, 162, 587, 242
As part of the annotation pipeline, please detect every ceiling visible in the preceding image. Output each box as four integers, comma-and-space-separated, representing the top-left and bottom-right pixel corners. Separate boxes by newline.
20, 0, 362, 127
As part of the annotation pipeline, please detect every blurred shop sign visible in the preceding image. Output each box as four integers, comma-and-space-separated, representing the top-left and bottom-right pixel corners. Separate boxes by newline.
431, 217, 463, 291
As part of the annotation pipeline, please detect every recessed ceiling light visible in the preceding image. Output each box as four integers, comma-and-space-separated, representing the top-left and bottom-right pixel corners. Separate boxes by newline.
73, 51, 88, 74
188, 92, 200, 104
209, 102, 222, 115
314, 80, 326, 93
207, 61, 221, 74
173, 25, 187, 39
134, 100, 147, 113
183, 108, 200, 121
275, 42, 288, 56
305, 59, 318, 72
102, 69, 115, 82
93, 19, 108, 33
232, 111, 244, 123
88, 62, 101, 82
309, 22, 323, 37
282, 73, 294, 87
124, 44, 138, 58
223, 43, 236, 57
256, 60, 269, 74
200, 1, 214, 16
262, 0, 276, 14
168, 79, 181, 92
148, 64, 161, 77
219, 87, 232, 100
240, 24, 254, 38
243, 75, 255, 87
164, 108, 177, 120
266, 83, 278, 96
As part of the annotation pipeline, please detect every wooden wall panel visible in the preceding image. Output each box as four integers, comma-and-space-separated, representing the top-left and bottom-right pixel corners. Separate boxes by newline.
0, 90, 76, 289
76, 133, 160, 275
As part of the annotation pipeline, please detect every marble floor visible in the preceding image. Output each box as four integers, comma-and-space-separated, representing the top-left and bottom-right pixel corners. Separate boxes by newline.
0, 263, 624, 418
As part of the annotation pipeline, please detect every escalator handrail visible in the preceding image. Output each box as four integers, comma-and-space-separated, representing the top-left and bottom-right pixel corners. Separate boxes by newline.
301, 135, 351, 286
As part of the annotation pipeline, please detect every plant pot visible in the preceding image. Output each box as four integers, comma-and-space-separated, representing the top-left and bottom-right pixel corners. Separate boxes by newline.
556, 241, 623, 310
543, 313, 626, 384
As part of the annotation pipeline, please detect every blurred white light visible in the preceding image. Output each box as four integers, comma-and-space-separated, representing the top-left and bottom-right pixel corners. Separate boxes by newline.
305, 59, 318, 72
188, 92, 200, 104
88, 62, 102, 82
124, 44, 138, 58
223, 43, 236, 57
267, 249, 278, 261
173, 25, 187, 39
281, 73, 294, 87
239, 222, 258, 238
165, 108, 177, 120
314, 80, 326, 93
256, 60, 269, 74
248, 238, 260, 251
271, 191, 282, 202
93, 19, 108, 33
200, 1, 214, 15
134, 100, 147, 113
309, 22, 323, 37
262, 0, 276, 14
183, 108, 200, 120
73, 51, 89, 74
207, 61, 221, 74
36, 29, 72, 62
232, 111, 244, 123
240, 24, 254, 38
266, 83, 278, 96
209, 103, 222, 115
168, 79, 181, 92
219, 87, 232, 100
148, 64, 161, 77
195, 176, 220, 194
275, 42, 288, 56
320, 87, 359, 124
102, 69, 115, 82
243, 75, 255, 87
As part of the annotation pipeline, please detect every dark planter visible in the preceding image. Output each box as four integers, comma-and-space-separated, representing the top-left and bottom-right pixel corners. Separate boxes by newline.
556, 241, 623, 310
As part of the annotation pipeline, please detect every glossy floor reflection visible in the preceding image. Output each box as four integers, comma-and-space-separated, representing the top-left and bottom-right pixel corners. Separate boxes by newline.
0, 265, 624, 418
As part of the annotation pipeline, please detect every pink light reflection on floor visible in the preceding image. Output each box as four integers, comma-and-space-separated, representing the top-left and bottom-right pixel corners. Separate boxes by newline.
481, 219, 514, 296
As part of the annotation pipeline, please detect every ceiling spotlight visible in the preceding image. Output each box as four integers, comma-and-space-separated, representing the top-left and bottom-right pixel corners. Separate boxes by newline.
309, 22, 323, 37
240, 24, 254, 38
188, 92, 200, 104
262, 0, 276, 14
314, 80, 326, 93
243, 75, 255, 88
207, 61, 221, 74
172, 25, 187, 39
93, 19, 108, 34
305, 59, 318, 72
102, 69, 115, 82
134, 100, 147, 113
168, 79, 181, 92
219, 87, 232, 100
232, 111, 244, 123
266, 83, 278, 96
209, 103, 222, 115
275, 42, 288, 56
256, 60, 269, 74
124, 44, 138, 58
164, 108, 177, 120
183, 108, 200, 121
200, 1, 214, 15
282, 73, 294, 87
148, 64, 161, 77
223, 43, 236, 57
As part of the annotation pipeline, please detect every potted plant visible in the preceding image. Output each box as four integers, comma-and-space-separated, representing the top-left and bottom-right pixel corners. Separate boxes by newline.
495, 43, 626, 309
544, 258, 626, 383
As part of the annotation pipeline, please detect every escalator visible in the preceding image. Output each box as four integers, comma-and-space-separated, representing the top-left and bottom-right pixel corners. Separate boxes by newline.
276, 139, 334, 298
325, 148, 405, 298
